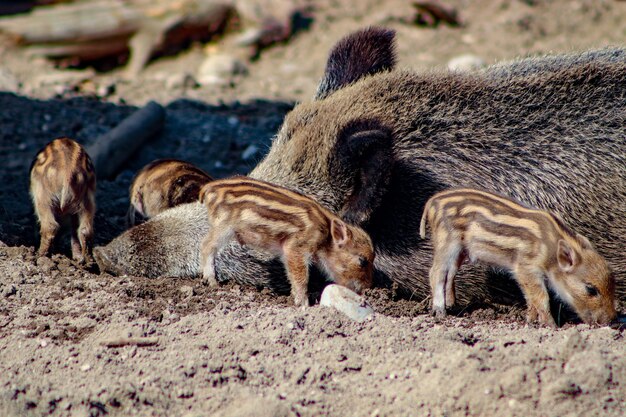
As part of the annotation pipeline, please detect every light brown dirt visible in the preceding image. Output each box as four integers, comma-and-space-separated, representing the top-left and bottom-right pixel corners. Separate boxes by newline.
1, 1, 625, 416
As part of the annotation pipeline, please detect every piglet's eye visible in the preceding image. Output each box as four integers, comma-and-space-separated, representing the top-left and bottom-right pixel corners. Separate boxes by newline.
359, 257, 369, 268
585, 284, 599, 297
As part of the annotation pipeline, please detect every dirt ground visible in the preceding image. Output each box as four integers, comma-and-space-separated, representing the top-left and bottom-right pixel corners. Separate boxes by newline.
1, 0, 625, 416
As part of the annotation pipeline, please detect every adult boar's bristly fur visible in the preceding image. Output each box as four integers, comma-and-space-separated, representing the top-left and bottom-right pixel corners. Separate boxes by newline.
95, 28, 626, 307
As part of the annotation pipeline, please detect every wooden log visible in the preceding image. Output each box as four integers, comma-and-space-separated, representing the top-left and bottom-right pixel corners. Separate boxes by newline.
0, 0, 234, 74
86, 101, 165, 180
25, 36, 130, 60
0, 0, 140, 43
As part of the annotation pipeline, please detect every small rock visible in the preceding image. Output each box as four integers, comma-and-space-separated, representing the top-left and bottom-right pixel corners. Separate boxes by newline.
0, 68, 20, 92
3, 285, 17, 297
498, 365, 539, 400
32, 69, 94, 88
165, 73, 198, 90
560, 328, 586, 360
70, 317, 97, 330
564, 351, 611, 393
213, 396, 290, 417
197, 53, 247, 86
241, 144, 259, 160
81, 363, 91, 372
36, 256, 56, 274
234, 27, 265, 47
179, 285, 195, 298
543, 377, 582, 400
97, 82, 116, 97
320, 284, 374, 322
447, 54, 486, 72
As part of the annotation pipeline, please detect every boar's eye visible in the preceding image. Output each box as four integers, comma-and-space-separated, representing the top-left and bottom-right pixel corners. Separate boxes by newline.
359, 257, 369, 268
585, 284, 599, 297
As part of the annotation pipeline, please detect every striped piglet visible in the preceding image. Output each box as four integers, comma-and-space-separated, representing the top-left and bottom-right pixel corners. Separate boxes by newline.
30, 137, 96, 263
420, 188, 616, 325
199, 176, 375, 307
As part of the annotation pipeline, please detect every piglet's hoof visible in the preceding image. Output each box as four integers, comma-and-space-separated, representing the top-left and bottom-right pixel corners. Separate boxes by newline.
202, 276, 219, 288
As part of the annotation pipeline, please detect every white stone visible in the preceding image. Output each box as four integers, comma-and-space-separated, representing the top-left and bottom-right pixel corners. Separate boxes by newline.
32, 69, 94, 87
197, 53, 247, 86
0, 68, 20, 92
165, 73, 198, 89
447, 54, 486, 72
320, 284, 374, 322
241, 144, 259, 160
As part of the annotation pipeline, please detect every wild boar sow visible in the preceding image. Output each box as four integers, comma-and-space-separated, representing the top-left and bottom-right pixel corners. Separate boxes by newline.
95, 28, 626, 305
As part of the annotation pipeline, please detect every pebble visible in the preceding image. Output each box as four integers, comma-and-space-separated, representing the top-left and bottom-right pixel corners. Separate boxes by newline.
179, 285, 195, 298
560, 328, 586, 360
3, 284, 17, 297
563, 351, 611, 393
165, 73, 198, 90
234, 27, 265, 47
81, 363, 91, 372
31, 69, 94, 88
320, 284, 374, 322
97, 81, 117, 97
241, 144, 259, 160
447, 54, 486, 72
197, 53, 247, 86
0, 67, 20, 92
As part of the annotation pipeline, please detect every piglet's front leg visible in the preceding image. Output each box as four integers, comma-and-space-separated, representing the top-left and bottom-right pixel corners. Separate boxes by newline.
515, 265, 556, 327
283, 244, 310, 308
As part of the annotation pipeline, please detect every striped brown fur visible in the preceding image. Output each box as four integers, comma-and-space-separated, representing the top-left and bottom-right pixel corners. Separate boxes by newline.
420, 188, 616, 326
29, 137, 96, 263
199, 176, 375, 307
128, 159, 213, 226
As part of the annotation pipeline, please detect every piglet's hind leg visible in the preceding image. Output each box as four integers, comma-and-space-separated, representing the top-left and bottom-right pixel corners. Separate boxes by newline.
200, 231, 224, 288
429, 236, 460, 317
444, 247, 465, 308
35, 203, 59, 258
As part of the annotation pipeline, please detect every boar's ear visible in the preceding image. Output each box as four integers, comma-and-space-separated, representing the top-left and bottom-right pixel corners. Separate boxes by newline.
331, 119, 393, 227
575, 233, 593, 250
557, 239, 578, 272
315, 27, 396, 100
331, 218, 349, 247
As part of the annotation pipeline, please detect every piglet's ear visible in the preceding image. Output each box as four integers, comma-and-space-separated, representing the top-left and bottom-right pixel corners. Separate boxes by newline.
315, 27, 396, 100
331, 219, 349, 247
331, 119, 393, 227
557, 239, 578, 272
576, 233, 593, 250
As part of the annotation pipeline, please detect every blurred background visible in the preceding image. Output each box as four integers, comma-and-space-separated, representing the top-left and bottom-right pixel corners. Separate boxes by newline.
0, 0, 625, 105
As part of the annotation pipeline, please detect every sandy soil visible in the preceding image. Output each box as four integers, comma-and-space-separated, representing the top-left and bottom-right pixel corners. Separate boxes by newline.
1, 0, 625, 416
